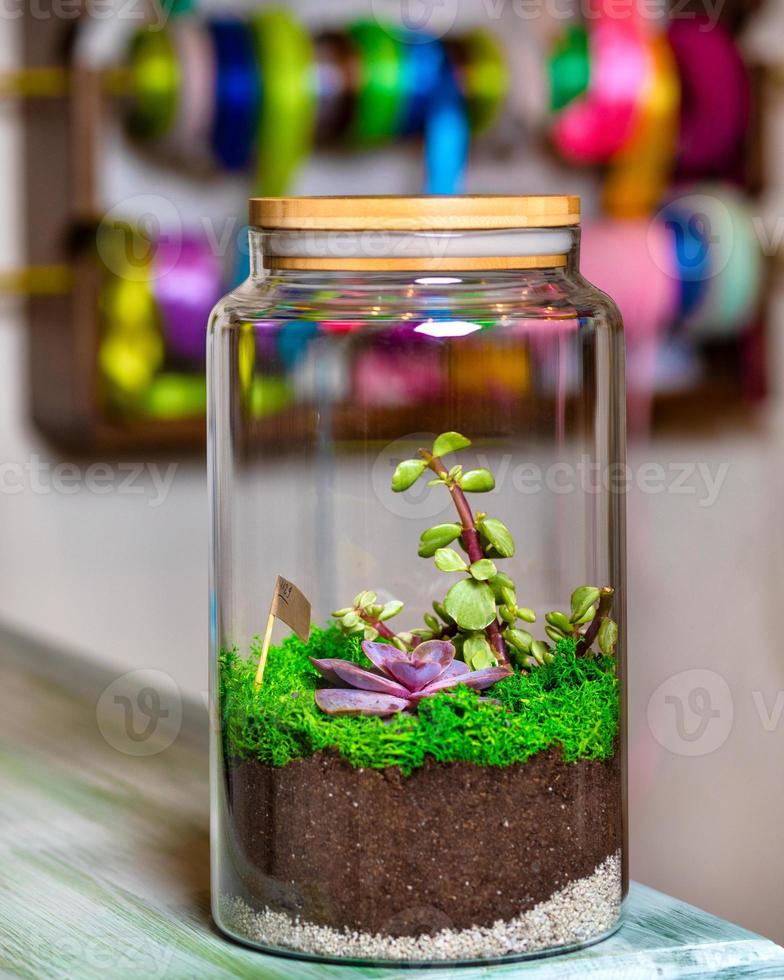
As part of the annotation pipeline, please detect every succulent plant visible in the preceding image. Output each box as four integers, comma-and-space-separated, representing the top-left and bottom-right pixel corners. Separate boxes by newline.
542, 586, 618, 657
333, 431, 618, 675
311, 639, 511, 717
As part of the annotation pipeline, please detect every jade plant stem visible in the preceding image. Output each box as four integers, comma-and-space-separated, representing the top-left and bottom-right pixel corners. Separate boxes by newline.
357, 610, 397, 642
576, 586, 614, 655
420, 449, 510, 665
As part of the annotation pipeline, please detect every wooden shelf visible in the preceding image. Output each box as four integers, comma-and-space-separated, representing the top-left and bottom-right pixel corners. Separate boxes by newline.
21, 6, 769, 455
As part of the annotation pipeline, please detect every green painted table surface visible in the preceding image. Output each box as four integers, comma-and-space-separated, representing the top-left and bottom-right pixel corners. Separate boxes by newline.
1, 627, 783, 979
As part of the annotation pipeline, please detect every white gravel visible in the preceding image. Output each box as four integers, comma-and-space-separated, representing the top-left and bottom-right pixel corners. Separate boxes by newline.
221, 850, 622, 962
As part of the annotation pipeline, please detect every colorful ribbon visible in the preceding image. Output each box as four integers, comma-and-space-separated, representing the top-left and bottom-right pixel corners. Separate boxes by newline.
127, 27, 179, 140
551, 18, 650, 164
424, 41, 470, 194
667, 18, 749, 178
678, 186, 763, 339
152, 233, 225, 363
250, 8, 315, 195
348, 20, 406, 144
548, 25, 589, 112
141, 374, 206, 418
457, 29, 510, 133
98, 223, 164, 403
581, 218, 679, 432
399, 36, 444, 136
208, 18, 262, 171
660, 201, 710, 319
603, 33, 680, 217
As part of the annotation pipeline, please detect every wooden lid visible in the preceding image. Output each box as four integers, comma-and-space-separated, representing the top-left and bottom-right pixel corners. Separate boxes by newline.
249, 195, 581, 230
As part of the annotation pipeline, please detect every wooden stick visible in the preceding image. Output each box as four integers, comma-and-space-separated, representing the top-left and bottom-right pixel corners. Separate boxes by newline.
0, 265, 73, 295
0, 66, 132, 99
254, 610, 276, 688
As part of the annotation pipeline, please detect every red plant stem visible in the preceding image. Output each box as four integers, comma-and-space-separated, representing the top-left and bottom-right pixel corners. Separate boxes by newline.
575, 587, 614, 656
420, 450, 510, 665
358, 609, 397, 642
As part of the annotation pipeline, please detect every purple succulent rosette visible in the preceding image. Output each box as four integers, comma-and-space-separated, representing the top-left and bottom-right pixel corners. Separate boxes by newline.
310, 639, 511, 717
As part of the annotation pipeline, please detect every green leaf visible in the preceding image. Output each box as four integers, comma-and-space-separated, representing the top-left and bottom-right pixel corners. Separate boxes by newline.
489, 571, 515, 598
432, 431, 471, 457
444, 578, 497, 631
572, 608, 594, 627
418, 523, 462, 558
499, 604, 516, 624
570, 586, 601, 623
391, 458, 426, 492
469, 558, 497, 581
545, 625, 567, 642
341, 611, 360, 628
332, 607, 352, 618
424, 613, 440, 631
546, 611, 572, 634
459, 468, 495, 492
504, 628, 533, 653
434, 548, 468, 573
353, 590, 376, 608
433, 600, 452, 623
500, 585, 517, 607
463, 634, 496, 670
378, 600, 404, 621
598, 617, 619, 655
478, 517, 515, 557
363, 626, 379, 641
531, 640, 552, 665
450, 633, 466, 658
517, 607, 536, 623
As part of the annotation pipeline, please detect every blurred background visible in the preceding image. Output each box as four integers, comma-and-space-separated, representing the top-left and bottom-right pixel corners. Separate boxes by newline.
1, 0, 783, 947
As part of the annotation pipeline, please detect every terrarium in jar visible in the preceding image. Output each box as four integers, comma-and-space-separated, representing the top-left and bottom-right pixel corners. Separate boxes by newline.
208, 195, 627, 965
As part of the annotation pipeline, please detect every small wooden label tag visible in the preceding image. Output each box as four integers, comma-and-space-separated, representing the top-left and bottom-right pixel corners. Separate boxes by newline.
270, 575, 311, 643
255, 576, 311, 686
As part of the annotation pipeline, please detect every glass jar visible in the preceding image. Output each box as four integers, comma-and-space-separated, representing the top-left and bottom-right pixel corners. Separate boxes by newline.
209, 195, 626, 965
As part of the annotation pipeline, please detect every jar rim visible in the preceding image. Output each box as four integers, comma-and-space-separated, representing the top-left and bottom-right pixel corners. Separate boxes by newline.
249, 194, 581, 231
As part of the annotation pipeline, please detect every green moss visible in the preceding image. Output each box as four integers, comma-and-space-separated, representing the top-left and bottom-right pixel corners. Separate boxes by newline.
219, 626, 619, 774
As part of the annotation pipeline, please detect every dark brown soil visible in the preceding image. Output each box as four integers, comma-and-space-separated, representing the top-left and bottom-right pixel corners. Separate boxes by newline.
224, 749, 622, 936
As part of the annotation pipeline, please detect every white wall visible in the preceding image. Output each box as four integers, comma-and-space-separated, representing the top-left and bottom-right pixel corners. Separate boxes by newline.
2, 5, 784, 946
